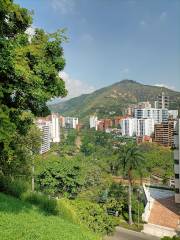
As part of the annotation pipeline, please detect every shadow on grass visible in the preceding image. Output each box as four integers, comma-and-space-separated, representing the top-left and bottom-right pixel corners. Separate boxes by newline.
0, 192, 37, 214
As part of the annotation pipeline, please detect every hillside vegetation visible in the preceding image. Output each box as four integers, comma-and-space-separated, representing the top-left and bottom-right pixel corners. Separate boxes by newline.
49, 80, 180, 121
0, 193, 99, 240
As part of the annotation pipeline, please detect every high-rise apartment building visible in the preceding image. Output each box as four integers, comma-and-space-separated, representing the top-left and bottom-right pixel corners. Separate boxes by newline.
89, 116, 98, 130
137, 118, 154, 137
50, 113, 60, 143
36, 119, 51, 154
64, 117, 78, 129
154, 120, 175, 147
121, 118, 137, 137
134, 108, 169, 124
157, 92, 169, 109
174, 119, 180, 203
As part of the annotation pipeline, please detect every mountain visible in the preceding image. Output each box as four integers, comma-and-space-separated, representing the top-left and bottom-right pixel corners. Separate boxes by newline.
49, 80, 180, 122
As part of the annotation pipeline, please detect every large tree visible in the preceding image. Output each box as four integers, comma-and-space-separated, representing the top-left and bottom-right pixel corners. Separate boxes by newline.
0, 0, 67, 175
117, 143, 145, 225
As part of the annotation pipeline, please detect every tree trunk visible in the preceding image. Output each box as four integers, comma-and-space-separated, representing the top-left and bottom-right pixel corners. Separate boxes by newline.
32, 161, 35, 192
128, 174, 133, 225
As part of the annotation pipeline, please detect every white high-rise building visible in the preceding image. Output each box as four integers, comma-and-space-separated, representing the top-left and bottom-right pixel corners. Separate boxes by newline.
64, 117, 78, 129
50, 113, 60, 143
174, 119, 180, 203
134, 108, 168, 124
121, 118, 137, 137
36, 120, 51, 154
89, 116, 98, 130
137, 118, 154, 137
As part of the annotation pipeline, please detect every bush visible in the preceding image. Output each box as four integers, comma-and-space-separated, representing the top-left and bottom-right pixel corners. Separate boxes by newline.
71, 199, 116, 235
0, 175, 28, 198
161, 237, 180, 240
21, 191, 59, 215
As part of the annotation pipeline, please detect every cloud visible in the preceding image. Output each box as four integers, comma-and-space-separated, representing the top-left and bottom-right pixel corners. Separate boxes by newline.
140, 20, 147, 26
80, 33, 94, 43
51, 0, 75, 14
154, 83, 175, 90
60, 71, 95, 99
120, 68, 129, 76
160, 11, 167, 21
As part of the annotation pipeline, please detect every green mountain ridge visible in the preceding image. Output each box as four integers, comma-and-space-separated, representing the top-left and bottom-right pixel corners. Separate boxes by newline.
49, 79, 180, 122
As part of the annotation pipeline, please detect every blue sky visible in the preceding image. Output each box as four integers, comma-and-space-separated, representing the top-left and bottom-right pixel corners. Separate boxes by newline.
15, 0, 180, 98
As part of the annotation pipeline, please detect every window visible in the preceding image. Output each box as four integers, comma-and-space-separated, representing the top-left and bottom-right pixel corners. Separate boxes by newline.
175, 188, 180, 194
175, 174, 179, 179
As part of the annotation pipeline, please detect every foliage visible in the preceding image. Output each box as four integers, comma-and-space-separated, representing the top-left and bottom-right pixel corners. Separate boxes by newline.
0, 0, 67, 176
161, 237, 180, 240
0, 193, 100, 240
139, 142, 174, 178
0, 175, 28, 198
70, 199, 116, 235
49, 79, 180, 122
21, 191, 59, 215
36, 156, 87, 198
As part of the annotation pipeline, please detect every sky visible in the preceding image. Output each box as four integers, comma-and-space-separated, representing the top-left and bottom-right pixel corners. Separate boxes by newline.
15, 0, 180, 99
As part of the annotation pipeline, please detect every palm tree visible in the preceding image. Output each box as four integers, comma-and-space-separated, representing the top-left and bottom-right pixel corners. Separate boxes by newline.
118, 143, 145, 225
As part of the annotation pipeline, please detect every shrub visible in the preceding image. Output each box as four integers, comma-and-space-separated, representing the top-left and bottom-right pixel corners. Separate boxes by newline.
70, 199, 116, 235
0, 175, 28, 198
21, 191, 59, 215
161, 237, 180, 240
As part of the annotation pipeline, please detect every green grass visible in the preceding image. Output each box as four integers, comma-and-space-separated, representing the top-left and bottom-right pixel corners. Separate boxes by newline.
0, 193, 100, 240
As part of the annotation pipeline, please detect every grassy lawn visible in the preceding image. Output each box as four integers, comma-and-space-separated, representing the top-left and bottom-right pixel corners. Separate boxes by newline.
0, 193, 100, 240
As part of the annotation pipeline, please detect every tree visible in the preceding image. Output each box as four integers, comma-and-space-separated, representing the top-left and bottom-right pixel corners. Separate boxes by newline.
117, 143, 145, 225
0, 0, 67, 175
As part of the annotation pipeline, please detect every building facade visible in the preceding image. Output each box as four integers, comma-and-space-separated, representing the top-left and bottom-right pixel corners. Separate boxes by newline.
134, 108, 169, 124
36, 120, 51, 154
121, 118, 137, 137
89, 116, 98, 130
50, 113, 60, 143
154, 120, 175, 147
64, 117, 78, 129
174, 119, 180, 203
157, 92, 169, 109
137, 118, 154, 137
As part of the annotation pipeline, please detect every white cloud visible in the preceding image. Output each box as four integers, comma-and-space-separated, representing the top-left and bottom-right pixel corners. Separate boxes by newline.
80, 33, 94, 43
140, 20, 147, 26
154, 83, 175, 90
51, 0, 75, 14
160, 11, 167, 21
60, 71, 95, 100
120, 68, 129, 76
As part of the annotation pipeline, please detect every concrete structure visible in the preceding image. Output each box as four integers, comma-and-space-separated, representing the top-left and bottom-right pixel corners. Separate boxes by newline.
50, 113, 60, 143
154, 120, 175, 147
89, 115, 98, 130
154, 101, 158, 109
168, 110, 178, 120
157, 92, 169, 109
134, 108, 169, 124
64, 117, 78, 129
174, 119, 180, 203
126, 102, 151, 116
137, 118, 154, 137
121, 118, 137, 137
36, 119, 51, 154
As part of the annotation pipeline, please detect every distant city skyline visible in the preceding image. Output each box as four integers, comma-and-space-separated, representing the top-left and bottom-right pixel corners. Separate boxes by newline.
15, 0, 180, 99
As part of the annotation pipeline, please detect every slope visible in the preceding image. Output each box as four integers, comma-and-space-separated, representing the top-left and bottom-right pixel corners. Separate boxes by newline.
49, 80, 180, 121
0, 193, 99, 240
